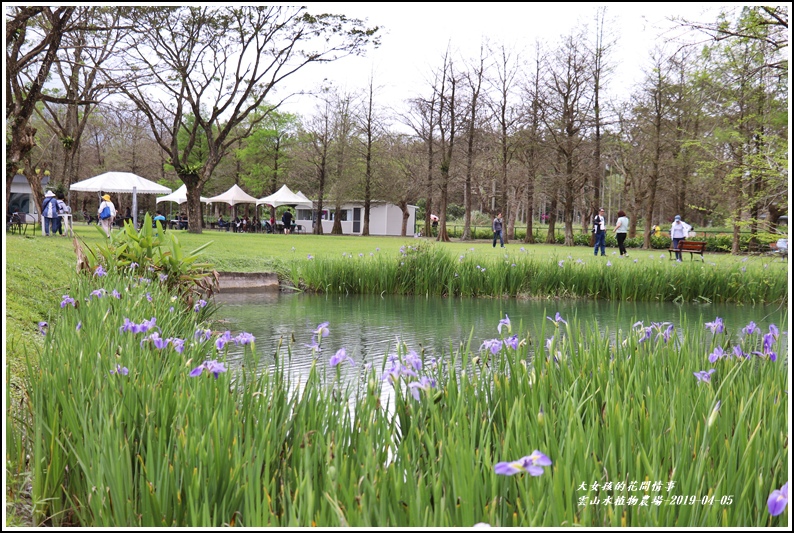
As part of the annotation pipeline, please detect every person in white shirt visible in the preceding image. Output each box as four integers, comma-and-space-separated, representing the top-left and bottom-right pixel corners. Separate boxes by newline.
97, 194, 117, 238
613, 210, 629, 256
670, 215, 692, 262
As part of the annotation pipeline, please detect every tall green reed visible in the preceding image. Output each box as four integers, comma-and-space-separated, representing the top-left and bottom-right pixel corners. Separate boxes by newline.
288, 244, 787, 303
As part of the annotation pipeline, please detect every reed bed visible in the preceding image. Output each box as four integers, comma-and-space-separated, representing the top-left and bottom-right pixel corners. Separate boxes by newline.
288, 243, 788, 304
9, 264, 789, 527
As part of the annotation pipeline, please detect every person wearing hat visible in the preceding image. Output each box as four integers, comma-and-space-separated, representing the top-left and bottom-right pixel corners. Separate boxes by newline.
41, 190, 60, 237
97, 194, 117, 238
670, 215, 692, 262
593, 207, 607, 256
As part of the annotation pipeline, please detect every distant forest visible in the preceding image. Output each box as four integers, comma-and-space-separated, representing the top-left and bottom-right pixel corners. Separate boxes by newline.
6, 6, 788, 249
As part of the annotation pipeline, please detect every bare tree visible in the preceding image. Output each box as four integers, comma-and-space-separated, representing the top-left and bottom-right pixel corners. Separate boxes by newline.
517, 41, 546, 244
403, 74, 439, 238
586, 7, 616, 243
6, 6, 76, 209
488, 44, 522, 243
357, 73, 385, 236
435, 47, 458, 243
542, 31, 592, 246
35, 7, 125, 196
636, 49, 676, 249
112, 6, 378, 233
460, 44, 488, 241
329, 92, 356, 235
303, 98, 333, 235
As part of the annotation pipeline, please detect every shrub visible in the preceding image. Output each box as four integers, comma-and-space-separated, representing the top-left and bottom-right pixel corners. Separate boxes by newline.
77, 213, 219, 305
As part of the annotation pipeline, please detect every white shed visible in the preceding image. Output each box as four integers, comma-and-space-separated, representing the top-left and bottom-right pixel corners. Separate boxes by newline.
293, 201, 417, 236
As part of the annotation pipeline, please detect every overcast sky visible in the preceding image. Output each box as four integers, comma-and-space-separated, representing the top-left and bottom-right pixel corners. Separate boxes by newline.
273, 2, 728, 121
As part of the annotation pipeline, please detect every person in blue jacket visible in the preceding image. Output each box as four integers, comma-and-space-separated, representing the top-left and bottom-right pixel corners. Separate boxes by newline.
41, 190, 60, 237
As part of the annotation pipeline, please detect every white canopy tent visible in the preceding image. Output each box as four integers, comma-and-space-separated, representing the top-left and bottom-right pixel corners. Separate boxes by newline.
156, 184, 210, 205
206, 184, 258, 207
70, 171, 171, 228
257, 184, 307, 207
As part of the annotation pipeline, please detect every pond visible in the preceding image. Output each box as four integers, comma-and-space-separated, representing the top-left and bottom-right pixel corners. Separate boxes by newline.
212, 291, 788, 385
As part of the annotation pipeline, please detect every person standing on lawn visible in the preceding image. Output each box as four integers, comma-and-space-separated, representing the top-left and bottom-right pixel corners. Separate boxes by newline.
593, 207, 607, 256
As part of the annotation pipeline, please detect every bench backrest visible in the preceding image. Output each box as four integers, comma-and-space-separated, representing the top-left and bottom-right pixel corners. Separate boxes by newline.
680, 241, 706, 251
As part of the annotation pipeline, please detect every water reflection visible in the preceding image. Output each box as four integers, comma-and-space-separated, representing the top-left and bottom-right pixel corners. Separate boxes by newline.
213, 291, 788, 381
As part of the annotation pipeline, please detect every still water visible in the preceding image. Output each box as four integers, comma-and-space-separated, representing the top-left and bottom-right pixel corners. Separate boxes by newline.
212, 291, 788, 380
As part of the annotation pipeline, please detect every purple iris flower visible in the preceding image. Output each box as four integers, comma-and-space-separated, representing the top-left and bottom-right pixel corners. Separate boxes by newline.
694, 368, 716, 384
504, 334, 519, 350
547, 312, 567, 326
38, 321, 48, 335
545, 337, 555, 352
143, 332, 169, 350
329, 347, 355, 367
159, 273, 168, 283
708, 346, 726, 364
638, 327, 652, 343
408, 376, 437, 401
314, 322, 330, 339
60, 295, 76, 308
498, 315, 511, 334
752, 333, 778, 361
305, 336, 322, 352
146, 292, 153, 302
705, 317, 725, 334
170, 337, 185, 354
189, 359, 227, 379
215, 331, 232, 351
90, 289, 106, 299
110, 364, 129, 376
234, 332, 255, 346
558, 260, 564, 268
94, 265, 106, 277
767, 481, 789, 516
732, 345, 748, 359
111, 289, 121, 299
481, 338, 503, 355
194, 328, 212, 342
403, 350, 423, 371
657, 324, 674, 344
742, 322, 761, 335
494, 450, 552, 476
76, 321, 82, 331
768, 324, 780, 339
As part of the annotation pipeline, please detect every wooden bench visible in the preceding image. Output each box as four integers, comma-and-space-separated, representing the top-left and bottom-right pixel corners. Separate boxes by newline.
668, 240, 706, 261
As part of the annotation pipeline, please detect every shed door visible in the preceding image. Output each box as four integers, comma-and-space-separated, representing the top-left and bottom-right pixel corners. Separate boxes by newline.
353, 208, 361, 233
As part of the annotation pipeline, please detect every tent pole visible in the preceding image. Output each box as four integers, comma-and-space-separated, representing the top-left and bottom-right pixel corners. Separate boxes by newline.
132, 186, 138, 229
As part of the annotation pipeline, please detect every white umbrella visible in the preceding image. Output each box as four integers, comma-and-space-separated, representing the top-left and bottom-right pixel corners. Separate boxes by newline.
206, 184, 258, 206
156, 184, 210, 205
430, 214, 439, 221
70, 171, 172, 228
256, 184, 308, 207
